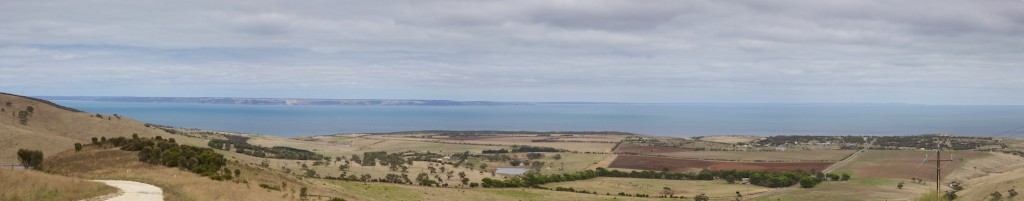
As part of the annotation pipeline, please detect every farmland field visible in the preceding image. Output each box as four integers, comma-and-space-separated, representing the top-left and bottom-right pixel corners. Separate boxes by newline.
655, 150, 855, 162
609, 155, 833, 172
834, 150, 988, 181
541, 177, 770, 198
754, 177, 931, 201
614, 144, 695, 154
532, 153, 610, 174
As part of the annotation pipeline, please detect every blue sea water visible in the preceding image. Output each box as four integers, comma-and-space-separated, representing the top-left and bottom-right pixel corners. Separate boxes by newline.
51, 100, 1024, 137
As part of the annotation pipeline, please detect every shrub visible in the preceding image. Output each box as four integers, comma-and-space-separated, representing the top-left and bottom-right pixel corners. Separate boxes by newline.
17, 111, 30, 125
799, 176, 818, 188
694, 193, 709, 201
258, 184, 281, 191
16, 149, 44, 170
74, 143, 83, 152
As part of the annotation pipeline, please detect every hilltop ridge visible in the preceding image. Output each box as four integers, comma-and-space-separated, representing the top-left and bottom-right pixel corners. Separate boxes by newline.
0, 93, 196, 164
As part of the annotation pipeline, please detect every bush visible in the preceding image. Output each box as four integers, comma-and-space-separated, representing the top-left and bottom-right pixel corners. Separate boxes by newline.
694, 193, 709, 201
16, 149, 44, 170
74, 143, 83, 152
799, 176, 818, 188
258, 184, 281, 191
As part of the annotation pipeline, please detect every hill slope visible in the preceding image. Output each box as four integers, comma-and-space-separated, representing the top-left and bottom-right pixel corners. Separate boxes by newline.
0, 92, 189, 164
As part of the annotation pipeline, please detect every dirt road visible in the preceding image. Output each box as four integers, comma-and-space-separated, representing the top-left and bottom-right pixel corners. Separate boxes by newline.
93, 180, 163, 201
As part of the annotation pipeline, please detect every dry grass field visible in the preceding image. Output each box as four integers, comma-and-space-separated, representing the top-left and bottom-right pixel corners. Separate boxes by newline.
834, 150, 988, 181
43, 147, 342, 201
945, 152, 1024, 200
614, 144, 695, 154
541, 177, 770, 198
610, 155, 833, 172
532, 153, 610, 174
754, 177, 932, 201
0, 169, 117, 201
783, 150, 1024, 200
319, 179, 675, 201
655, 150, 855, 162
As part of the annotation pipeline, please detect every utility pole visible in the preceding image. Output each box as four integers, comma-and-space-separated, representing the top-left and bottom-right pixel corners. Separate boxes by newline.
932, 135, 953, 200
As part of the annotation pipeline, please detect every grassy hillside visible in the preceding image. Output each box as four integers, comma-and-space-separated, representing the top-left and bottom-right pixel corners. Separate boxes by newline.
0, 169, 117, 201
43, 146, 344, 201
0, 93, 205, 164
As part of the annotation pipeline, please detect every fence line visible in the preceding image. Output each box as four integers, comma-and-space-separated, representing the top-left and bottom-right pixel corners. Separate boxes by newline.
0, 164, 26, 170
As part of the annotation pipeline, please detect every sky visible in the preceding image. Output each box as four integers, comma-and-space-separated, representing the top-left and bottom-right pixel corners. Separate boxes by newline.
0, 0, 1022, 104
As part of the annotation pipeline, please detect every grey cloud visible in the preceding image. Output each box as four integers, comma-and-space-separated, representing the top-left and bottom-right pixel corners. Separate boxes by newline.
0, 0, 1022, 104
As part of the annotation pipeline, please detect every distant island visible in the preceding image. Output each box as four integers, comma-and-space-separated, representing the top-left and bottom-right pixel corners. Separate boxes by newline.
39, 96, 533, 106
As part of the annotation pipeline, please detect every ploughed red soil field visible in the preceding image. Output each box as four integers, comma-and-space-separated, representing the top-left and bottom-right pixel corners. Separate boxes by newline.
609, 155, 833, 172
614, 144, 695, 154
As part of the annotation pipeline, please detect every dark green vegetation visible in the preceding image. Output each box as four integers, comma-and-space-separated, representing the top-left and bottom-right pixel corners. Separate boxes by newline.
208, 135, 325, 160
95, 135, 230, 180
482, 145, 565, 154
479, 167, 831, 189
755, 135, 1001, 151
16, 149, 44, 170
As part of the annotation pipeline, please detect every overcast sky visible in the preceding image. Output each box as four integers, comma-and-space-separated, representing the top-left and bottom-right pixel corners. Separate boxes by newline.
1, 0, 1022, 104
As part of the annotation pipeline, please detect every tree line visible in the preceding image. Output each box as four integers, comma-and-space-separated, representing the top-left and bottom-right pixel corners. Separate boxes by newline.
208, 138, 325, 160
97, 135, 232, 180
477, 167, 840, 189
482, 145, 565, 154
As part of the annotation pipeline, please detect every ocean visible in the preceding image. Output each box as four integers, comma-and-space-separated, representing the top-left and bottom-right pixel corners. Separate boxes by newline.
52, 100, 1024, 137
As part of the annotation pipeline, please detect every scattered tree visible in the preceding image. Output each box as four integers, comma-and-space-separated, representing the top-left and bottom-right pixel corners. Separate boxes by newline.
16, 149, 43, 170
74, 143, 83, 152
